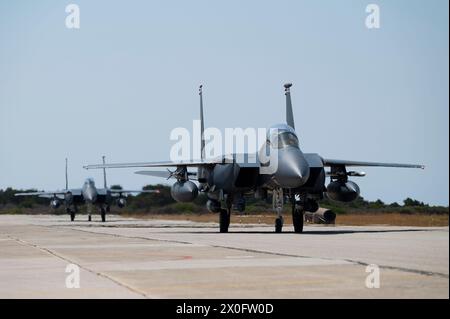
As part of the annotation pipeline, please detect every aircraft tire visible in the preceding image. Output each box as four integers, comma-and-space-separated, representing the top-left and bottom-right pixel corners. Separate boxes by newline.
101, 208, 106, 222
293, 209, 304, 233
219, 209, 229, 233
275, 217, 283, 233
70, 211, 75, 222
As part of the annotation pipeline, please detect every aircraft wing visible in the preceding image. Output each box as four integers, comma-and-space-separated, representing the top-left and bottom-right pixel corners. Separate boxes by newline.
15, 189, 82, 197
84, 159, 229, 170
323, 159, 425, 169
15, 191, 64, 196
84, 153, 262, 171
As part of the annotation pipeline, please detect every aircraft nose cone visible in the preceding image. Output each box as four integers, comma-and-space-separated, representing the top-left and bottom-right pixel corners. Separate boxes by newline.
84, 188, 97, 203
274, 147, 310, 188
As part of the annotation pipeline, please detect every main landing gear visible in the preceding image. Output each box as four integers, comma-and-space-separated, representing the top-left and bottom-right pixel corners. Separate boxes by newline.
219, 196, 232, 233
100, 206, 107, 223
292, 198, 304, 233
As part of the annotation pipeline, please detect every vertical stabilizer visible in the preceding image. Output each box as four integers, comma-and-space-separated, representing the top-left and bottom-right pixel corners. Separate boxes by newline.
284, 83, 295, 130
102, 156, 107, 188
199, 85, 205, 159
65, 158, 69, 190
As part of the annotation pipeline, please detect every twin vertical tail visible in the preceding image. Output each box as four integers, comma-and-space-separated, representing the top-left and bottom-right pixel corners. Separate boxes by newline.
102, 156, 107, 189
284, 83, 295, 130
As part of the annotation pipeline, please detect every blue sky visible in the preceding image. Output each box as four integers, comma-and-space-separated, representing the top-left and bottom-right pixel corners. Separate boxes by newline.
0, 0, 448, 205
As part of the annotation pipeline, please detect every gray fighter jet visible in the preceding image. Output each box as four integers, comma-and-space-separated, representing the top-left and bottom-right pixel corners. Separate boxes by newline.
16, 157, 159, 222
84, 84, 424, 233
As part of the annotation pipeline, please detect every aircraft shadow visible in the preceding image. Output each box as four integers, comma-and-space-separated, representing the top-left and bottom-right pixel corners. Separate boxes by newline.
146, 228, 432, 235
60, 221, 441, 235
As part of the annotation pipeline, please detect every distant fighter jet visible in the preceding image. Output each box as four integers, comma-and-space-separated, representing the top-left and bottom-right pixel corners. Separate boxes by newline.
16, 157, 159, 222
84, 84, 424, 232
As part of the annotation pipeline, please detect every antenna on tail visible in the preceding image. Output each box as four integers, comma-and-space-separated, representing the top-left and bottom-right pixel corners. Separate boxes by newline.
284, 83, 295, 130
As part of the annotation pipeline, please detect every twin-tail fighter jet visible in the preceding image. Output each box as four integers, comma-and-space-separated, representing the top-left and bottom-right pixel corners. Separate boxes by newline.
84, 84, 424, 233
16, 157, 159, 222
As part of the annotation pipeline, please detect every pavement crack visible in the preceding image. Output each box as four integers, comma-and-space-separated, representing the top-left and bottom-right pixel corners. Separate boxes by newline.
65, 227, 449, 279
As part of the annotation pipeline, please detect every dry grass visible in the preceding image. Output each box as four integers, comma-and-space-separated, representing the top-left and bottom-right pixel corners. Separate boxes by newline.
122, 212, 449, 227
335, 213, 448, 227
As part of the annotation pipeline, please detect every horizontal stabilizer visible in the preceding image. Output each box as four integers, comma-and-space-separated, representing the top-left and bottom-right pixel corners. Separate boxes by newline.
135, 170, 172, 178
135, 170, 198, 180
109, 189, 160, 194
326, 170, 366, 177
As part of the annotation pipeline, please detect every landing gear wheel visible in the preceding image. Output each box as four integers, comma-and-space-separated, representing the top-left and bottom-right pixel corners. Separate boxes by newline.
275, 217, 283, 233
219, 209, 230, 233
70, 210, 75, 222
292, 209, 304, 233
88, 215, 92, 222
101, 208, 106, 222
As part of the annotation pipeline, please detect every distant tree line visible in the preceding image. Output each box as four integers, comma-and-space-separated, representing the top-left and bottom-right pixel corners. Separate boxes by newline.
0, 185, 448, 215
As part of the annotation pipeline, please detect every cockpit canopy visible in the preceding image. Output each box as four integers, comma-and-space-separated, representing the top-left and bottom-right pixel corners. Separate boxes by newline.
85, 178, 95, 185
266, 124, 299, 149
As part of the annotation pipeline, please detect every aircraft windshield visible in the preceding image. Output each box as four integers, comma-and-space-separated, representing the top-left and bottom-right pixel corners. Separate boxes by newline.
269, 131, 299, 149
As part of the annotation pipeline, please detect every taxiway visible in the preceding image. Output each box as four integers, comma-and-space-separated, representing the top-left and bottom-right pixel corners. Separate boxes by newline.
0, 214, 447, 298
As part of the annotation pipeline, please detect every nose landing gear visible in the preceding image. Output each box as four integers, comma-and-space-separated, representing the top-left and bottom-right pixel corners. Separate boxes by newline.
273, 189, 284, 233
87, 203, 92, 221
66, 206, 77, 222
272, 190, 309, 233
275, 216, 284, 233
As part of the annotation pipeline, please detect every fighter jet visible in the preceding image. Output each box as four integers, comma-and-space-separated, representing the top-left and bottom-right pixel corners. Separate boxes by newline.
84, 84, 424, 233
16, 157, 159, 222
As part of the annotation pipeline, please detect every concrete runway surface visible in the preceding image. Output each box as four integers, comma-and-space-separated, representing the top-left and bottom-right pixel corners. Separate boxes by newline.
0, 214, 448, 298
